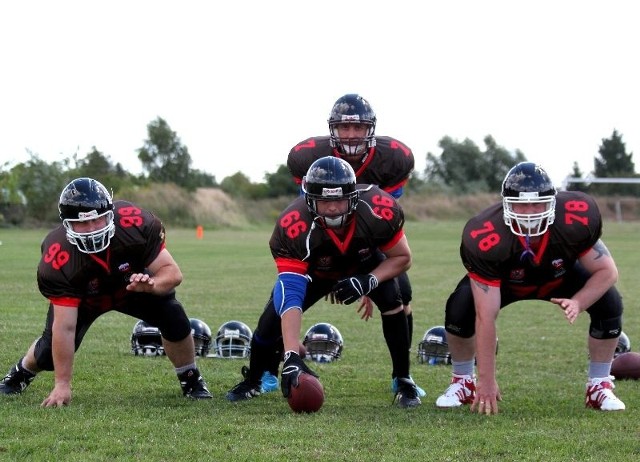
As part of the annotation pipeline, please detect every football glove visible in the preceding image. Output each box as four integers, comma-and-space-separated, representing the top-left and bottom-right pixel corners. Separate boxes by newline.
281, 351, 318, 398
332, 274, 379, 305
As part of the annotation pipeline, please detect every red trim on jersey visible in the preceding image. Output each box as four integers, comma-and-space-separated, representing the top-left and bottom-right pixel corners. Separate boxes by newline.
49, 296, 80, 308
537, 278, 563, 298
274, 257, 309, 275
516, 232, 550, 266
89, 248, 111, 273
354, 147, 376, 177
379, 229, 405, 252
468, 272, 501, 287
325, 219, 356, 254
333, 147, 376, 178
382, 178, 409, 195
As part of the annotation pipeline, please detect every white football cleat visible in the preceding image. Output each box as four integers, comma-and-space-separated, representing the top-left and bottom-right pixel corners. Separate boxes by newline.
585, 376, 625, 411
436, 374, 476, 408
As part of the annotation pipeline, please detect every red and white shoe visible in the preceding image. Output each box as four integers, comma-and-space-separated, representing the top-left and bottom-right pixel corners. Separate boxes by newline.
436, 374, 476, 408
585, 376, 625, 411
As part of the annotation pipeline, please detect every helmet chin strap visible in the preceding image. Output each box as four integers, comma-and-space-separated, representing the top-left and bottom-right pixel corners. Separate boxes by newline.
520, 234, 536, 262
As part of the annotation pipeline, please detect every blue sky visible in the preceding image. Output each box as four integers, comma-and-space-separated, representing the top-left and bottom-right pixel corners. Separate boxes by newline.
1, 1, 638, 186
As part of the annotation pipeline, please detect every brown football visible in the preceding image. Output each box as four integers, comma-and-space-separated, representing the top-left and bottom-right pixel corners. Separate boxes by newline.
287, 373, 324, 413
611, 352, 640, 380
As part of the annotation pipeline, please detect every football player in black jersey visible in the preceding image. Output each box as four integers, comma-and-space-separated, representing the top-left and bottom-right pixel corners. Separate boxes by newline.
435, 162, 626, 414
0, 178, 212, 406
287, 94, 422, 397
226, 156, 421, 408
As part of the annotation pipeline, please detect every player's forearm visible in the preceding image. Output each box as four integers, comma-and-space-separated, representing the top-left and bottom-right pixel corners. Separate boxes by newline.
52, 331, 75, 386
371, 254, 411, 283
472, 284, 500, 381
149, 265, 183, 294
475, 324, 498, 382
281, 309, 303, 353
572, 268, 617, 312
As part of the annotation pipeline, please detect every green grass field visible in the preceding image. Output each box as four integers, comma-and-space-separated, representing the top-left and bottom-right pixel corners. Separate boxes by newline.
1, 221, 639, 461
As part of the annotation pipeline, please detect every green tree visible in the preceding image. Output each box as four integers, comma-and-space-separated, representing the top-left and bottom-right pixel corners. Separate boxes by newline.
591, 130, 637, 196
0, 163, 28, 225
264, 164, 299, 198
565, 162, 589, 193
220, 171, 268, 199
69, 146, 141, 194
13, 152, 67, 223
186, 168, 218, 190
138, 117, 193, 189
483, 135, 526, 191
425, 135, 525, 194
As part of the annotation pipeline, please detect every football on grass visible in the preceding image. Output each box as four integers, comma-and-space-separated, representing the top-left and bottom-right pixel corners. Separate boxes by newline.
611, 352, 640, 380
287, 373, 324, 413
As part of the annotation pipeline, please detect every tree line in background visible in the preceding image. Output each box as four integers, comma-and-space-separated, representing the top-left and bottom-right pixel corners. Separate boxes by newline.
1, 117, 637, 226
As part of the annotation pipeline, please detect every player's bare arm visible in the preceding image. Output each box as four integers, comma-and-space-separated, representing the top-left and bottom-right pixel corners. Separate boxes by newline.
371, 235, 411, 283
41, 304, 77, 408
471, 279, 490, 293
550, 240, 618, 324
469, 280, 502, 415
127, 249, 183, 295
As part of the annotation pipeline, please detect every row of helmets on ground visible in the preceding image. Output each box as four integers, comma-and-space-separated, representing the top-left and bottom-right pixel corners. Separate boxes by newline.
131, 319, 633, 365
130, 319, 344, 363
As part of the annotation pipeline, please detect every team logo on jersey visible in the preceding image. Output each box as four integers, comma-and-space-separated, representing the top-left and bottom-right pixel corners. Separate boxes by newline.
358, 248, 372, 261
118, 263, 131, 273
317, 256, 332, 268
509, 268, 525, 280
87, 278, 99, 294
552, 258, 566, 277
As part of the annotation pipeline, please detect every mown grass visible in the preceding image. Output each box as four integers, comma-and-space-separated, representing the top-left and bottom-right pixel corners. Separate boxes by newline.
0, 221, 639, 461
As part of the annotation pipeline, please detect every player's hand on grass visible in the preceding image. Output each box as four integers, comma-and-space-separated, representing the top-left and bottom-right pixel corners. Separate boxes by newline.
470, 379, 502, 416
41, 384, 72, 408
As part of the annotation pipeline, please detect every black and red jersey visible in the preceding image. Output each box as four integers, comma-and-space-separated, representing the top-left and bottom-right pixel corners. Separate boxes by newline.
287, 135, 414, 196
269, 185, 405, 281
37, 200, 166, 309
461, 191, 602, 298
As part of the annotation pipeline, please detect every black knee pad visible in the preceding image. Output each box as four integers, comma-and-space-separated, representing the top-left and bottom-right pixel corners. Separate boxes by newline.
589, 316, 622, 339
370, 278, 403, 313
444, 277, 476, 338
397, 272, 413, 305
153, 298, 191, 342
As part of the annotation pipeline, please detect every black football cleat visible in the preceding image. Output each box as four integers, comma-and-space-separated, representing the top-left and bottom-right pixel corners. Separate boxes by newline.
0, 361, 36, 395
178, 368, 212, 399
393, 377, 422, 409
226, 366, 262, 402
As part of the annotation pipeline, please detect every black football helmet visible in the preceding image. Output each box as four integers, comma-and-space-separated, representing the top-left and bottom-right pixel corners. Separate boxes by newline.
615, 331, 631, 357
417, 326, 451, 365
59, 177, 115, 253
214, 321, 252, 358
303, 322, 344, 363
502, 162, 556, 237
328, 93, 377, 157
131, 320, 165, 356
302, 156, 359, 229
189, 318, 212, 357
